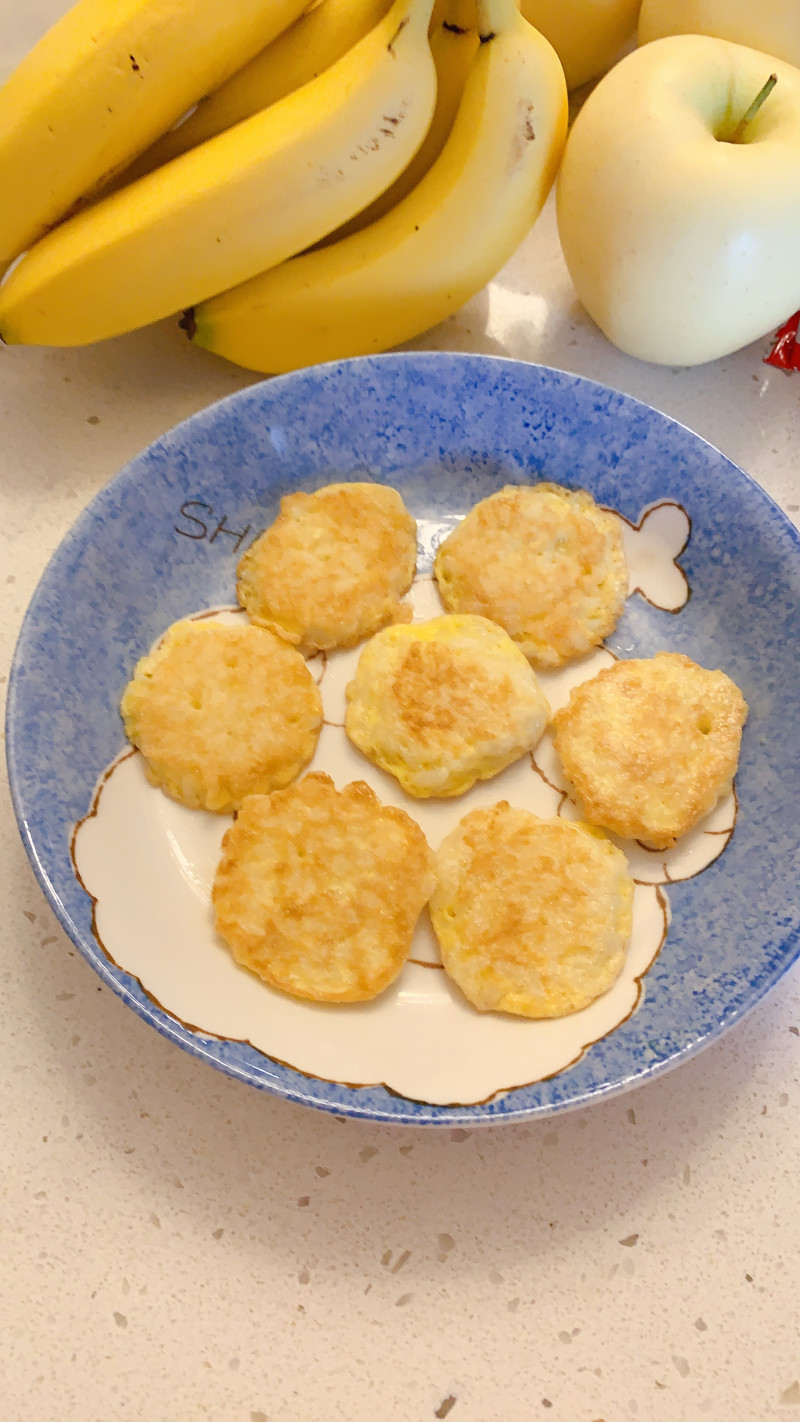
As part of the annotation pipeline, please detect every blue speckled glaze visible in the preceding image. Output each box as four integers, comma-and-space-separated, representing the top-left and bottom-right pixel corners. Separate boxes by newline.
7, 353, 800, 1125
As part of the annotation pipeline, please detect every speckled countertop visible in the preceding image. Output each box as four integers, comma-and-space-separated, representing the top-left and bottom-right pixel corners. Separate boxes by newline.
3, 10, 800, 1420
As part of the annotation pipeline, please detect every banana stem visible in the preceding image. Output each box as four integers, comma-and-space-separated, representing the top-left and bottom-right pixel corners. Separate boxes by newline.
729, 73, 778, 144
475, 0, 517, 40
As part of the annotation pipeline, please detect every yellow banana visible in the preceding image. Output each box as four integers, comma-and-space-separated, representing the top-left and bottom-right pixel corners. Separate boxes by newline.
519, 0, 641, 90
0, 0, 311, 269
189, 0, 568, 373
0, 0, 437, 347
326, 0, 479, 242
113, 0, 395, 188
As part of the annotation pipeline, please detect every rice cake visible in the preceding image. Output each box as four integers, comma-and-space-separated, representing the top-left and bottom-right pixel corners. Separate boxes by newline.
433, 483, 628, 668
120, 618, 322, 813
212, 773, 434, 1003
430, 802, 634, 1018
345, 613, 551, 798
553, 651, 748, 849
237, 481, 417, 654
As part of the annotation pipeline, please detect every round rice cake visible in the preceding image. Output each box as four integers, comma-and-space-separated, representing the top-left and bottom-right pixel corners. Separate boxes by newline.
212, 773, 434, 1003
552, 651, 748, 850
430, 802, 634, 1018
237, 481, 417, 654
344, 613, 551, 798
433, 482, 628, 668
120, 618, 322, 813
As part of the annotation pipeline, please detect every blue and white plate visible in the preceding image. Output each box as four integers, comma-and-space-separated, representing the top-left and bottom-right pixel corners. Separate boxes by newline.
7, 353, 800, 1126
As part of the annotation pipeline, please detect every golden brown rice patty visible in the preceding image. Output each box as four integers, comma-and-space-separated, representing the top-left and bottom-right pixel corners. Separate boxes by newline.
212, 773, 434, 1003
430, 802, 634, 1018
345, 613, 551, 798
237, 481, 417, 654
553, 652, 748, 850
433, 483, 628, 668
120, 618, 322, 813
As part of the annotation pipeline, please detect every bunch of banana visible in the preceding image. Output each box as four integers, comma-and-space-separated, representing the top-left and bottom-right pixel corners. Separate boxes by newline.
0, 0, 438, 344
0, 0, 568, 369
191, 0, 568, 370
0, 0, 313, 267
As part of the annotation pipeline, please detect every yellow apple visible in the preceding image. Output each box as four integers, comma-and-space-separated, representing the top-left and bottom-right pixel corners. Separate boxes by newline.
639, 0, 800, 71
520, 0, 641, 90
556, 35, 800, 366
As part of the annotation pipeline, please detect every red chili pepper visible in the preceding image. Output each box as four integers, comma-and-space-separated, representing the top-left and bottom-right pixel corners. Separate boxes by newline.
764, 310, 800, 371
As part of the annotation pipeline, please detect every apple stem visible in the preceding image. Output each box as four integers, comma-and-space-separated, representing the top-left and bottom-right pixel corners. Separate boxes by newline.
730, 73, 778, 143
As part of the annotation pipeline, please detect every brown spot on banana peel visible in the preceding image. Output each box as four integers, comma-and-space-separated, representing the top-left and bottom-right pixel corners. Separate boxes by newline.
387, 16, 409, 55
179, 308, 197, 340
442, 20, 469, 32
507, 102, 537, 175
349, 105, 407, 160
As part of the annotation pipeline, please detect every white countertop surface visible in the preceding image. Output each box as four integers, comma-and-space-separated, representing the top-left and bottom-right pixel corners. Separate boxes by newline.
2, 10, 800, 1420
